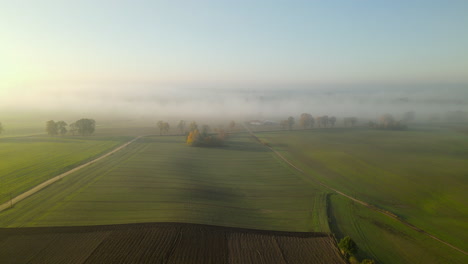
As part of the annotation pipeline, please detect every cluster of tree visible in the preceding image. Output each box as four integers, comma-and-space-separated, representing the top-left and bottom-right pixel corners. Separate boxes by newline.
338, 236, 375, 264
368, 114, 406, 130
46, 119, 96, 136
0, 122, 4, 135
343, 117, 358, 127
299, 113, 314, 128
315, 115, 336, 127
280, 116, 295, 130
46, 120, 68, 136
157, 121, 170, 135
75, 119, 96, 136
175, 120, 237, 136
281, 114, 339, 130
186, 121, 228, 147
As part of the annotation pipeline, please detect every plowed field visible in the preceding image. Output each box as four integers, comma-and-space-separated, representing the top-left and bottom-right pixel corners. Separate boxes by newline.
0, 222, 346, 264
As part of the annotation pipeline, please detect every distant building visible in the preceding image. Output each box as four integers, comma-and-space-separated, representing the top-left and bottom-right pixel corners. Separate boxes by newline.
248, 120, 277, 126
248, 120, 263, 125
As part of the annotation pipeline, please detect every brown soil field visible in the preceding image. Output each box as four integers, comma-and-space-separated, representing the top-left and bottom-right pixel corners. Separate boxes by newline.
0, 222, 346, 264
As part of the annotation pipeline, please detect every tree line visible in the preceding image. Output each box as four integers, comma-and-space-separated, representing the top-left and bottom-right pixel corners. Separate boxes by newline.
156, 120, 235, 134
46, 118, 96, 136
279, 114, 356, 130
154, 120, 236, 147
368, 113, 409, 130
157, 121, 170, 135
278, 112, 416, 131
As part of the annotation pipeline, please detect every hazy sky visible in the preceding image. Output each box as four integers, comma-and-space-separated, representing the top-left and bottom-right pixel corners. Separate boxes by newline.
1, 1, 467, 118
1, 1, 467, 87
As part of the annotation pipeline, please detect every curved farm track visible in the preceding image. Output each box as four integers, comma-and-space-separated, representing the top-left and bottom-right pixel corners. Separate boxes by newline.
243, 125, 468, 256
0, 222, 347, 264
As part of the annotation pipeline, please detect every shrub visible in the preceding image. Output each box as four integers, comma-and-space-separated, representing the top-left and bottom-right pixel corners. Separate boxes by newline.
338, 236, 357, 258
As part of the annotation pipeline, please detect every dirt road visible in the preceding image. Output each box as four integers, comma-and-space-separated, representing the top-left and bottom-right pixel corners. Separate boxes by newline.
0, 136, 142, 212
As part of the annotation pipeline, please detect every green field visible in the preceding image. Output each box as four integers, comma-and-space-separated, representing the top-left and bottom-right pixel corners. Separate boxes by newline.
0, 134, 328, 232
0, 136, 130, 204
2, 125, 466, 263
256, 127, 468, 263
328, 194, 467, 264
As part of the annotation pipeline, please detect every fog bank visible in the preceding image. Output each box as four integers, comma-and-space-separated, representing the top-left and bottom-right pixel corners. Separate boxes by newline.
1, 83, 467, 121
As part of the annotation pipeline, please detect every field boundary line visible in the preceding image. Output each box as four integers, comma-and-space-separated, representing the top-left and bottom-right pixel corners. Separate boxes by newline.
243, 124, 468, 256
0, 136, 142, 212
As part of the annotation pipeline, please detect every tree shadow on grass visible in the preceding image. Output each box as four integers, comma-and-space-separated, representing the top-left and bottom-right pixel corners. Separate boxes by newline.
227, 141, 270, 152
193, 140, 270, 153
139, 136, 185, 144
169, 156, 272, 229
142, 133, 270, 153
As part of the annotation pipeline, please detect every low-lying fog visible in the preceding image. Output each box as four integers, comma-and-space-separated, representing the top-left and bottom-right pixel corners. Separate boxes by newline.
1, 82, 467, 122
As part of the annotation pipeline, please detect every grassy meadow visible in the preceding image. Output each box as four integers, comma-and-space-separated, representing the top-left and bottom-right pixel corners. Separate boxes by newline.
329, 194, 467, 264
256, 127, 468, 263
2, 122, 466, 263
0, 135, 130, 204
0, 133, 329, 232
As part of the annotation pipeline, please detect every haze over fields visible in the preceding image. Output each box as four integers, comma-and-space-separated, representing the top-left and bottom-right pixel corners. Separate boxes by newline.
1, 0, 467, 121
1, 84, 468, 119
1, 1, 468, 263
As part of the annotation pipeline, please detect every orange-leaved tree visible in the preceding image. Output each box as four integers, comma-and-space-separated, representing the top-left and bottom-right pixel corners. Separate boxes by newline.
186, 129, 200, 145
186, 123, 227, 147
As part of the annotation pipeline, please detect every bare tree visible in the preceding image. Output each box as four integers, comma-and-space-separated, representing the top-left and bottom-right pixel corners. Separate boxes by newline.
177, 120, 186, 135
287, 116, 295, 130
0, 122, 3, 135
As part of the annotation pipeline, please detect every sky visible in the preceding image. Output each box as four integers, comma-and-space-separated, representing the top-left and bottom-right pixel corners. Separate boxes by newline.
0, 0, 467, 117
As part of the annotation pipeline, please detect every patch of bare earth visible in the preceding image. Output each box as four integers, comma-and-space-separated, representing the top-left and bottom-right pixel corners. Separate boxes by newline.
0, 222, 347, 264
